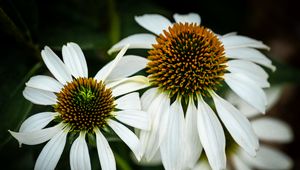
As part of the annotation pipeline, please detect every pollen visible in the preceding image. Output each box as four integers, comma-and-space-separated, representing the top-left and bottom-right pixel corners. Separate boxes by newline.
54, 78, 115, 132
147, 23, 227, 97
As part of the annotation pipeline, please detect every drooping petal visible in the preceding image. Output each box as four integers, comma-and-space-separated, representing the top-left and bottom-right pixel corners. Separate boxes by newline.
95, 45, 129, 82
41, 46, 72, 84
108, 33, 156, 54
108, 76, 149, 97
139, 93, 170, 161
105, 55, 148, 82
160, 99, 185, 170
134, 14, 172, 35
252, 117, 293, 143
210, 91, 259, 156
34, 129, 68, 170
184, 98, 202, 168
231, 155, 251, 170
70, 132, 91, 170
173, 13, 201, 25
141, 88, 158, 111
108, 120, 141, 160
26, 75, 63, 93
221, 35, 270, 50
227, 60, 270, 88
20, 112, 58, 132
9, 123, 65, 146
115, 92, 141, 110
94, 128, 116, 170
115, 110, 149, 130
62, 42, 88, 78
224, 73, 267, 113
239, 145, 293, 170
197, 95, 226, 170
264, 86, 282, 110
23, 87, 57, 105
225, 47, 276, 71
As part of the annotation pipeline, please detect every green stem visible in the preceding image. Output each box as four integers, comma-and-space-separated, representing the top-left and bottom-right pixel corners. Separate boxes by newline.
114, 152, 132, 170
107, 0, 120, 48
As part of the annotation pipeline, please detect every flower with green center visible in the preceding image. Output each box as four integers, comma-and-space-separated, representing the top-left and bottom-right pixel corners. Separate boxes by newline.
109, 13, 275, 170
9, 43, 150, 170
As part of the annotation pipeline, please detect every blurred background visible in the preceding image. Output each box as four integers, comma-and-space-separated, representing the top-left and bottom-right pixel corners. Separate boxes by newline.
0, 0, 299, 169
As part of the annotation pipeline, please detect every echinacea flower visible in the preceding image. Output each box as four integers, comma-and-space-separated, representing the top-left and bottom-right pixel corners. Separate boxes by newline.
194, 87, 294, 170
9, 43, 150, 170
109, 13, 275, 170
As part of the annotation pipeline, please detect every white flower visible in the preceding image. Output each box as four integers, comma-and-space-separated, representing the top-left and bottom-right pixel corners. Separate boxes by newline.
194, 87, 294, 170
109, 13, 275, 170
9, 42, 150, 170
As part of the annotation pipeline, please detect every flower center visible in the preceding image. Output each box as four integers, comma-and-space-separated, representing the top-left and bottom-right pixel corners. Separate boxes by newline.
54, 77, 115, 132
147, 23, 227, 97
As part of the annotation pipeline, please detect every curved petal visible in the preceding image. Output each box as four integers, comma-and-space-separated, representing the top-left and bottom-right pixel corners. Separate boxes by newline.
94, 128, 116, 170
41, 46, 72, 84
115, 92, 141, 110
95, 45, 129, 82
23, 87, 57, 105
193, 161, 212, 170
224, 73, 267, 113
210, 91, 259, 156
134, 14, 172, 35
108, 76, 149, 97
227, 60, 270, 88
173, 13, 201, 25
232, 155, 251, 170
9, 123, 65, 146
197, 95, 226, 170
62, 42, 88, 78
184, 98, 202, 168
108, 120, 141, 160
139, 93, 170, 161
108, 34, 156, 54
221, 35, 270, 50
141, 88, 158, 111
20, 112, 57, 132
34, 129, 68, 170
26, 75, 63, 93
252, 117, 293, 143
265, 86, 282, 110
106, 55, 148, 82
115, 110, 149, 130
160, 99, 185, 170
70, 132, 91, 170
225, 47, 276, 71
240, 145, 293, 170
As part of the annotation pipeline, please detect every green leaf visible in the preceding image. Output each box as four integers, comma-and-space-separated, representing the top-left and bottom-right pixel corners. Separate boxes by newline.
269, 60, 300, 84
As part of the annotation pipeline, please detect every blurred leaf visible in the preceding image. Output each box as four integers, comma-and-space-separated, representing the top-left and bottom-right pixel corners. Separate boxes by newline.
115, 152, 132, 170
0, 63, 42, 150
107, 0, 121, 45
269, 60, 300, 84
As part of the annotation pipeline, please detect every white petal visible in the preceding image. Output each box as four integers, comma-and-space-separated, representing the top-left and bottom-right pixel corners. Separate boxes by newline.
70, 132, 91, 170
108, 120, 141, 160
139, 93, 170, 161
224, 73, 267, 113
265, 86, 283, 110
227, 60, 270, 88
221, 35, 270, 50
108, 76, 149, 97
160, 99, 185, 170
26, 75, 63, 93
115, 92, 141, 110
231, 154, 251, 170
193, 161, 212, 170
173, 13, 201, 24
41, 46, 72, 84
34, 129, 68, 170
197, 96, 226, 170
115, 110, 149, 130
108, 34, 156, 54
134, 14, 172, 35
210, 91, 259, 156
252, 117, 293, 143
9, 123, 65, 146
95, 128, 116, 170
23, 87, 57, 105
62, 42, 88, 78
184, 98, 202, 168
240, 145, 293, 170
20, 112, 57, 132
95, 45, 129, 82
141, 88, 158, 111
105, 55, 148, 82
225, 47, 276, 71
